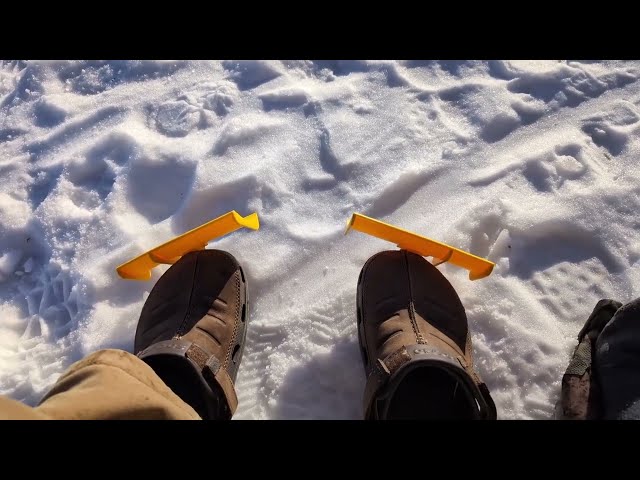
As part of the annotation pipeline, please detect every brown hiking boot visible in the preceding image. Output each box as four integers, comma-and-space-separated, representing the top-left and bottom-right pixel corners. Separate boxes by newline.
134, 249, 248, 420
357, 250, 496, 419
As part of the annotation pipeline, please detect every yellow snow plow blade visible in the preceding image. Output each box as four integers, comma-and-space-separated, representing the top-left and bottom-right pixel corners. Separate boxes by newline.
117, 211, 260, 280
345, 213, 494, 280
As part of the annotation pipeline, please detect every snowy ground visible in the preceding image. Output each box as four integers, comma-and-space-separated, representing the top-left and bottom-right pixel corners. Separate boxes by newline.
1, 60, 639, 419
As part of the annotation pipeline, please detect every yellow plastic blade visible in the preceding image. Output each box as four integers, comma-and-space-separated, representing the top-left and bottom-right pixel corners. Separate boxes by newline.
345, 213, 494, 280
117, 211, 260, 280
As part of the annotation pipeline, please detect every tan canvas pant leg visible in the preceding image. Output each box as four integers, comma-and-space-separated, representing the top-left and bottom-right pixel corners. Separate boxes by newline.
0, 349, 200, 420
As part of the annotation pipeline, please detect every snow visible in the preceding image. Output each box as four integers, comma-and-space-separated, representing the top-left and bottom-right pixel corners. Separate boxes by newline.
1, 60, 639, 419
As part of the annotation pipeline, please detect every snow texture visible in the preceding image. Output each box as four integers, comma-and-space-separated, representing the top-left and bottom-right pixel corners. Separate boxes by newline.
1, 60, 640, 419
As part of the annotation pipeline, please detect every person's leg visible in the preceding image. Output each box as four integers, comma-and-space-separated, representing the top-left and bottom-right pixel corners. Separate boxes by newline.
558, 299, 621, 420
0, 397, 49, 419
595, 298, 640, 419
357, 250, 496, 420
34, 350, 199, 420
559, 297, 640, 420
0, 249, 248, 420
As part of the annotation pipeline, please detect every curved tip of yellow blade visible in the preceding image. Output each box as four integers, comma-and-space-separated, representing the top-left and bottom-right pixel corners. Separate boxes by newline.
469, 264, 495, 281
344, 213, 356, 235
233, 211, 260, 230
116, 265, 152, 281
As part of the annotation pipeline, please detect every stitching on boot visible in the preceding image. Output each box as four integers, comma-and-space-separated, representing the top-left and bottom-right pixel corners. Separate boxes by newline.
186, 343, 210, 370
409, 301, 425, 344
383, 347, 411, 374
403, 251, 426, 344
224, 271, 241, 369
461, 333, 483, 384
358, 252, 384, 372
177, 253, 200, 336
465, 333, 473, 360
359, 255, 376, 365
371, 358, 390, 382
